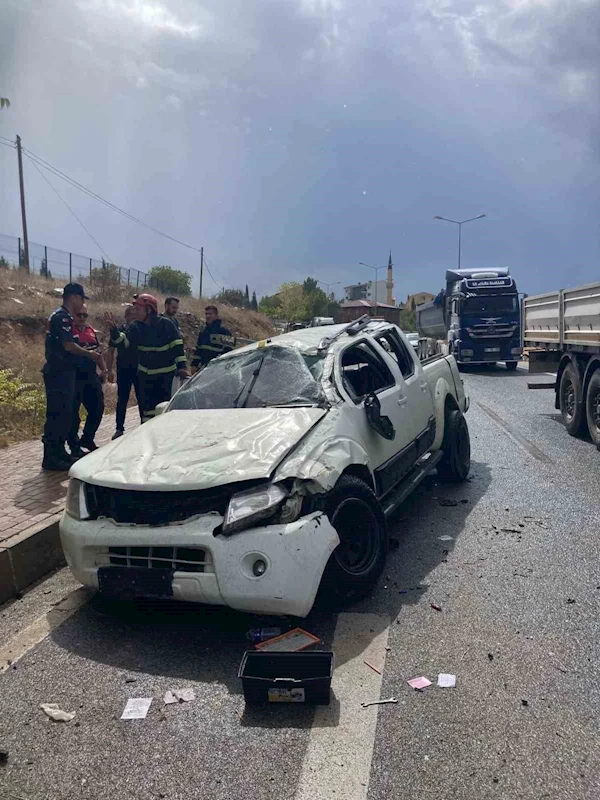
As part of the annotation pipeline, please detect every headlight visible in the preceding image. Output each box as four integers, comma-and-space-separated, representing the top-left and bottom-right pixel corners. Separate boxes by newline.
223, 484, 286, 534
65, 479, 89, 520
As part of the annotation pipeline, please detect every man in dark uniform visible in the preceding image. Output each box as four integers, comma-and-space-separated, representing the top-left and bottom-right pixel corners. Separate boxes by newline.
106, 304, 141, 439
68, 303, 107, 455
191, 305, 234, 374
162, 297, 181, 332
42, 283, 104, 471
105, 293, 188, 424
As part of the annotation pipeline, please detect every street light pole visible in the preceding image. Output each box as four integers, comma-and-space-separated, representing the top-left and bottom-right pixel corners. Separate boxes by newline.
433, 214, 486, 269
359, 262, 386, 303
317, 280, 340, 297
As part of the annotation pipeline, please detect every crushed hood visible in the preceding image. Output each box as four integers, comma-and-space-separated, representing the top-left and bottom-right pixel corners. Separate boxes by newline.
70, 407, 326, 491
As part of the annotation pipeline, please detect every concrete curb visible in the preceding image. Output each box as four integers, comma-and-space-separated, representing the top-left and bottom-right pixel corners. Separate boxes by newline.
0, 513, 65, 604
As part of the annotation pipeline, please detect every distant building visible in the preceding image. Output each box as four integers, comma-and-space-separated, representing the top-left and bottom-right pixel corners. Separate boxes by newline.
339, 299, 401, 326
405, 292, 435, 311
344, 280, 389, 304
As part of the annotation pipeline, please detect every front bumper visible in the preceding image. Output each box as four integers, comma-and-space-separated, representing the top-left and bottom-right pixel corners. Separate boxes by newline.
59, 511, 340, 618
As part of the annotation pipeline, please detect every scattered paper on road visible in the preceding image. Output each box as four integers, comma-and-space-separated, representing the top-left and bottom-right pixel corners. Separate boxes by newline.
407, 676, 432, 690
164, 689, 196, 705
40, 703, 76, 722
438, 535, 454, 541
121, 698, 153, 720
437, 673, 457, 688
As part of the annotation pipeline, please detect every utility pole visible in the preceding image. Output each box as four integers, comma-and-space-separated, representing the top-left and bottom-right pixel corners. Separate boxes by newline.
199, 247, 204, 298
16, 136, 30, 270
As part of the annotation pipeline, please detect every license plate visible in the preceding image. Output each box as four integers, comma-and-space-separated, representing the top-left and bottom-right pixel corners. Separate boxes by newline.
98, 566, 174, 599
484, 347, 500, 353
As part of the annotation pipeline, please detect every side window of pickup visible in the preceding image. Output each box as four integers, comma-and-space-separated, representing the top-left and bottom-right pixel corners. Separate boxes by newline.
341, 341, 395, 402
376, 331, 415, 379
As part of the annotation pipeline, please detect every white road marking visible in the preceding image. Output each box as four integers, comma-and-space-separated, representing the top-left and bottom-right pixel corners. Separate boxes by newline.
0, 587, 90, 674
295, 612, 391, 800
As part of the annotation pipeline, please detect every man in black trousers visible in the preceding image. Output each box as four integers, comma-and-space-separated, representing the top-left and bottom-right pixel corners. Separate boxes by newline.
106, 304, 141, 439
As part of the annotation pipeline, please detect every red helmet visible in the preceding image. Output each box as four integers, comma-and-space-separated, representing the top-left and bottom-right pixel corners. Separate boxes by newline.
133, 293, 158, 314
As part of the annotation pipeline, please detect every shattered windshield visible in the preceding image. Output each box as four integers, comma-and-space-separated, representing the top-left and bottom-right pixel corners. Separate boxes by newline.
169, 345, 326, 410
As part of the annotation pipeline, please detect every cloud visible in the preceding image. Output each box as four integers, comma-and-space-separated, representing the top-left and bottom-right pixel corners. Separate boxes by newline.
165, 93, 181, 109
78, 0, 211, 39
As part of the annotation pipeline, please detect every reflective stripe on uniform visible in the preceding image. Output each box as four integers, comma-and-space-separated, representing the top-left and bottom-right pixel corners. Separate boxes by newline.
198, 344, 224, 353
137, 339, 184, 353
138, 363, 177, 375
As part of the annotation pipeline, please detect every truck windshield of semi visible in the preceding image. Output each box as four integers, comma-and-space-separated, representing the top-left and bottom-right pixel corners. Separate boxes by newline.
416, 268, 522, 369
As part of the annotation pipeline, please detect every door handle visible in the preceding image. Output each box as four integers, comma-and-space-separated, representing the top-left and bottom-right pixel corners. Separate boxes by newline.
398, 396, 408, 406
420, 382, 429, 392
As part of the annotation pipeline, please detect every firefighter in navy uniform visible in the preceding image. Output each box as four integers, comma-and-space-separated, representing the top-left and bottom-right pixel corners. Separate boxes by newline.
42, 283, 104, 471
105, 293, 188, 423
191, 305, 234, 373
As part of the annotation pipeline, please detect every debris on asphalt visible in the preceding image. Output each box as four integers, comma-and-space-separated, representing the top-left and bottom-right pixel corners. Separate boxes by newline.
460, 499, 469, 504
364, 660, 382, 675
488, 653, 494, 661
407, 676, 432, 690
566, 598, 576, 604
164, 689, 196, 705
438, 535, 454, 541
246, 627, 282, 643
430, 604, 442, 612
255, 627, 320, 652
437, 498, 458, 507
0, 748, 8, 764
125, 677, 137, 684
521, 699, 529, 707
40, 703, 76, 723
361, 697, 398, 708
437, 673, 456, 688
121, 698, 153, 720
501, 528, 521, 533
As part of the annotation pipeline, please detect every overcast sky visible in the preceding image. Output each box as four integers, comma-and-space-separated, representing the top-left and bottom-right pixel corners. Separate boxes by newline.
1, 0, 599, 300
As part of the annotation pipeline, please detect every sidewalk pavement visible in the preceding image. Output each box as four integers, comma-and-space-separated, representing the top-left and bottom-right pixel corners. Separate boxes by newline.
0, 409, 139, 603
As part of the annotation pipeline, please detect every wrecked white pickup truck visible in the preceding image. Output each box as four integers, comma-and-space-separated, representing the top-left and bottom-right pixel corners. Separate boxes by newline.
60, 315, 470, 617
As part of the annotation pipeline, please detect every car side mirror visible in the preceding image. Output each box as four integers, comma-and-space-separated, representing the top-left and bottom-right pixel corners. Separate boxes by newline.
364, 392, 395, 440
154, 401, 169, 416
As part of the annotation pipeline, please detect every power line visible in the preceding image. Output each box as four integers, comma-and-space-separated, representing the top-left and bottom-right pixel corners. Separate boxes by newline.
201, 256, 222, 287
0, 139, 15, 150
26, 153, 112, 262
22, 145, 203, 254
0, 135, 15, 146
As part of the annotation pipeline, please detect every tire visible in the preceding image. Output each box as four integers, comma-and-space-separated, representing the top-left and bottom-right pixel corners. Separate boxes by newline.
559, 363, 586, 436
437, 408, 471, 482
585, 369, 600, 449
319, 475, 387, 605
506, 361, 518, 371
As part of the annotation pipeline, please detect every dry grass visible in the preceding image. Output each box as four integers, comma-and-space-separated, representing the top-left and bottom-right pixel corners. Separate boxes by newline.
0, 267, 275, 446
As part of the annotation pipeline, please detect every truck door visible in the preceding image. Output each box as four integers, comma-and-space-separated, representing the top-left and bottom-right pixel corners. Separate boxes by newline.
375, 328, 435, 454
335, 338, 427, 499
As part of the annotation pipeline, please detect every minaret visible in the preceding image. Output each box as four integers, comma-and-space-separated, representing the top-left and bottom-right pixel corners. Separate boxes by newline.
386, 251, 394, 305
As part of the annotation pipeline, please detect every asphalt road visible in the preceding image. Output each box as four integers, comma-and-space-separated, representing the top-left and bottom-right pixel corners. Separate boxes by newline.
1, 364, 599, 800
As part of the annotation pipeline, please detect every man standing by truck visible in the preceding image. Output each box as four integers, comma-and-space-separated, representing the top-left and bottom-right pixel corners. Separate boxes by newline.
105, 293, 189, 423
191, 305, 234, 373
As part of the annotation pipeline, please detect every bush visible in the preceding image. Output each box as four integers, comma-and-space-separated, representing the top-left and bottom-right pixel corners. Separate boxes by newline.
148, 265, 192, 296
0, 368, 46, 445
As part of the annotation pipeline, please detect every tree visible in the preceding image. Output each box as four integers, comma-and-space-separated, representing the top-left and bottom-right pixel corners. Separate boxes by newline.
215, 287, 246, 307
148, 265, 192, 296
251, 290, 258, 311
39, 257, 52, 279
399, 307, 416, 332
90, 260, 122, 300
244, 285, 250, 308
277, 282, 309, 323
0, 98, 10, 110
0, 256, 9, 270
258, 294, 281, 317
302, 276, 328, 319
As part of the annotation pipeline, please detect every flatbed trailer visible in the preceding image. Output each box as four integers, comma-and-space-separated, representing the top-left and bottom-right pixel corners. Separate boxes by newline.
523, 281, 600, 448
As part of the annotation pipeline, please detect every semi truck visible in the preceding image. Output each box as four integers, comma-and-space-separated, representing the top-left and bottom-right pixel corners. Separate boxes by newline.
416, 268, 522, 369
523, 281, 600, 449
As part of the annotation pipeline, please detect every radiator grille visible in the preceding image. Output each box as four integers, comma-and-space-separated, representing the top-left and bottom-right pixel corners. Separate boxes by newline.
95, 546, 214, 573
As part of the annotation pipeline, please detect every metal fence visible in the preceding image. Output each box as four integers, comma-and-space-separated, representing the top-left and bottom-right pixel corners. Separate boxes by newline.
0, 232, 148, 288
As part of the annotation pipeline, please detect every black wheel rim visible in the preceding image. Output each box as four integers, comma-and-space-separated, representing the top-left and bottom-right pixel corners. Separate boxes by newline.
331, 497, 380, 577
562, 378, 575, 421
591, 389, 600, 435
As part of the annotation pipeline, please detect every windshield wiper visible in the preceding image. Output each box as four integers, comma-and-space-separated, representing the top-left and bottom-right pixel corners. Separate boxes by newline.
233, 350, 268, 408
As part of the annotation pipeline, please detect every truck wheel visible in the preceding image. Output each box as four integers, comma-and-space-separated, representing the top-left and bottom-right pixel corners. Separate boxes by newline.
319, 475, 387, 605
585, 370, 600, 448
506, 361, 518, 371
438, 409, 471, 482
559, 363, 586, 436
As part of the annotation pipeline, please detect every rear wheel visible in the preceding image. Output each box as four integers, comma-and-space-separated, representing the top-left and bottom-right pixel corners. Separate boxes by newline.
559, 363, 586, 436
585, 370, 600, 449
319, 475, 387, 605
438, 408, 471, 482
506, 361, 518, 371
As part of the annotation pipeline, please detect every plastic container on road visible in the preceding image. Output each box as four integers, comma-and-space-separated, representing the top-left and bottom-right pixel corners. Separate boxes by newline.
238, 650, 334, 705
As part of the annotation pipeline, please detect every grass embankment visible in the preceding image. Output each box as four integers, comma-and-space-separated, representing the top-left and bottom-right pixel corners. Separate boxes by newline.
0, 269, 275, 447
